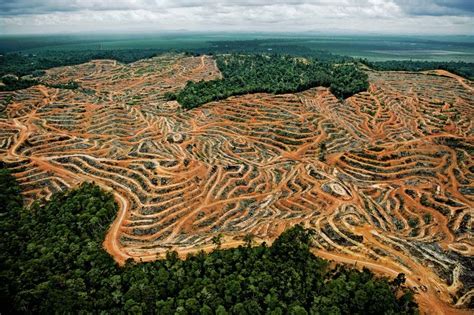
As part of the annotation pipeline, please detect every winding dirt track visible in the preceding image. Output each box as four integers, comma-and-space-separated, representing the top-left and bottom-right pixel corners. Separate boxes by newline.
423, 70, 474, 92
104, 192, 130, 263
0, 55, 473, 313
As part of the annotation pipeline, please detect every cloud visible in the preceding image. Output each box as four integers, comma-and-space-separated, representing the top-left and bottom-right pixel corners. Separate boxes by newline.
395, 0, 474, 16
0, 0, 472, 34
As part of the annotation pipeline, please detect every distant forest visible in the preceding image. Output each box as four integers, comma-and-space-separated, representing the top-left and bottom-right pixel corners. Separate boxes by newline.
363, 60, 474, 80
1, 39, 472, 95
0, 39, 350, 80
0, 166, 417, 314
0, 49, 163, 77
191, 39, 353, 63
0, 49, 164, 92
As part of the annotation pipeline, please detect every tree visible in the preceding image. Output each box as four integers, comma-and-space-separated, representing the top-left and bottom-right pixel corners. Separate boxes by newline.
200, 304, 213, 315
392, 273, 406, 288
216, 305, 228, 315
319, 142, 327, 162
211, 233, 223, 249
289, 305, 308, 315
243, 234, 254, 248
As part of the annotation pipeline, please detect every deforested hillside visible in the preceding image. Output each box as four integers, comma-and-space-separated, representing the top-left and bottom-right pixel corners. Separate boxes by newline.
0, 53, 472, 314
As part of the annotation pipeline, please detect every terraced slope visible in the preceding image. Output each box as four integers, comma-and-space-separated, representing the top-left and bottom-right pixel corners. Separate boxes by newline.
0, 54, 472, 313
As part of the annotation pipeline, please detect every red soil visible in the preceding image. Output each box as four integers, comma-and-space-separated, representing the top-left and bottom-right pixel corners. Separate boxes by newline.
1, 55, 472, 313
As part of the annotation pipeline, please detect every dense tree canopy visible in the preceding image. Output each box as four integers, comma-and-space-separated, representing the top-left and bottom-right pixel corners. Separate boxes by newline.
0, 78, 80, 92
174, 54, 369, 109
330, 64, 370, 99
0, 167, 417, 314
0, 75, 38, 91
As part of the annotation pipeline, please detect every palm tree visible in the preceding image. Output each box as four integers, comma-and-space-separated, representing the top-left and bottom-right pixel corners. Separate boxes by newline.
243, 234, 254, 248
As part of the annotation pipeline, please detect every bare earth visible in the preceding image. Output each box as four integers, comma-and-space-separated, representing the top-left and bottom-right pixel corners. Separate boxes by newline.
0, 54, 472, 314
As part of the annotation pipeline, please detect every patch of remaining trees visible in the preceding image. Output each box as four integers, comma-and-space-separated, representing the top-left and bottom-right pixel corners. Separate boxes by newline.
169, 54, 369, 109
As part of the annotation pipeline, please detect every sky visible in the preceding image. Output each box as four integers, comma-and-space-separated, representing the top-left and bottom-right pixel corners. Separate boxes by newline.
0, 0, 473, 35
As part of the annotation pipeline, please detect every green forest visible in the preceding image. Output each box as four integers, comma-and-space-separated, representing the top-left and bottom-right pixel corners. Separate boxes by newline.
0, 49, 164, 91
0, 49, 163, 77
190, 39, 351, 63
0, 76, 80, 92
173, 54, 369, 109
362, 60, 474, 80
0, 75, 38, 92
0, 166, 418, 314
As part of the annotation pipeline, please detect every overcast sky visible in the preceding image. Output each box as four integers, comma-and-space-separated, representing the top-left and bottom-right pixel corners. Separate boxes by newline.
1, 0, 473, 35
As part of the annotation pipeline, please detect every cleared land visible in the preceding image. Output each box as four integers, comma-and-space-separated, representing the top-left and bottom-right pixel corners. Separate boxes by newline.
0, 53, 472, 313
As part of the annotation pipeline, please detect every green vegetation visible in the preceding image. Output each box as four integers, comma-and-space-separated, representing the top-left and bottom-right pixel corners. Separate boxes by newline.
0, 49, 163, 78
191, 39, 352, 63
330, 64, 370, 99
0, 171, 118, 313
0, 76, 79, 92
1, 35, 473, 88
2, 34, 473, 62
0, 166, 417, 314
408, 217, 420, 228
362, 60, 474, 80
0, 75, 38, 91
0, 95, 14, 117
423, 213, 432, 224
2, 36, 471, 94
174, 54, 368, 109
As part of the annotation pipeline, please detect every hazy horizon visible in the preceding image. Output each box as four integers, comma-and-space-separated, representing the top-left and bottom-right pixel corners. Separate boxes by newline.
1, 1, 473, 36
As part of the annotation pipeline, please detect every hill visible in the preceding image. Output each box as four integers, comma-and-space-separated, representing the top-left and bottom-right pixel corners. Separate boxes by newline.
0, 53, 472, 313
